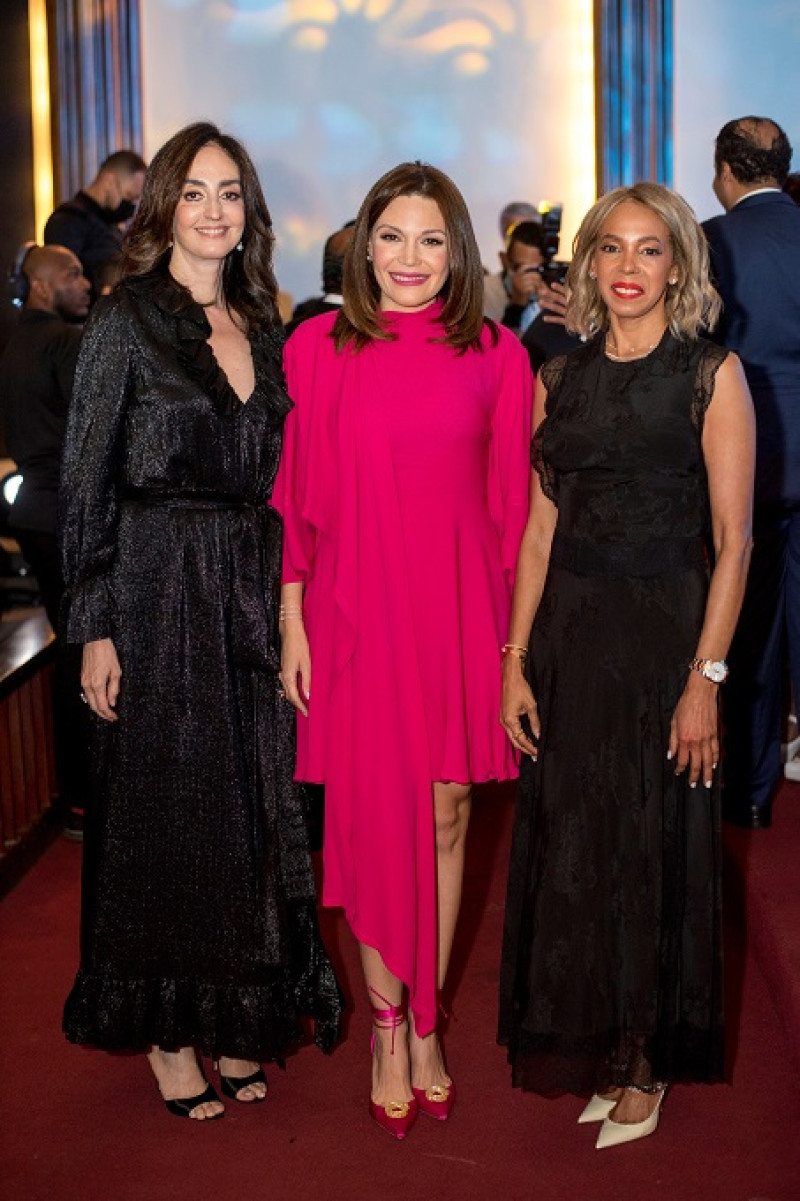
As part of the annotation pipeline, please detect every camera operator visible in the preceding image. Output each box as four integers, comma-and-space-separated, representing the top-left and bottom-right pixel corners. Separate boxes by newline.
518, 205, 581, 370
498, 221, 548, 335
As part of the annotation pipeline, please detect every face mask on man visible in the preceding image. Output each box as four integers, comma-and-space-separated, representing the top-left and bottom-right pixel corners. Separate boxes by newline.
102, 199, 136, 224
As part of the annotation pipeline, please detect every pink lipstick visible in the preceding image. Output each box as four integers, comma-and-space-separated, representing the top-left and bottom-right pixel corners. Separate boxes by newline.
389, 272, 429, 286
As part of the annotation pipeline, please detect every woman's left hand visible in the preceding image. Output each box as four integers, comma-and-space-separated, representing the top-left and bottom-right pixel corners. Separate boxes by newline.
668, 675, 720, 789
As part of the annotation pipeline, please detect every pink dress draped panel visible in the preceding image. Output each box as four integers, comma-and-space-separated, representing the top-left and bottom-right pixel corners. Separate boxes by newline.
272, 305, 532, 1034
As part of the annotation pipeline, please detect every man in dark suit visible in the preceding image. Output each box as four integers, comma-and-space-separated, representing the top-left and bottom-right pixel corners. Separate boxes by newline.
702, 116, 800, 828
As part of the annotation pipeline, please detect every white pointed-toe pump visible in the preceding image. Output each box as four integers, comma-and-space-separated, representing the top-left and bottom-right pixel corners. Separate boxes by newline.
595, 1087, 666, 1150
577, 1093, 618, 1124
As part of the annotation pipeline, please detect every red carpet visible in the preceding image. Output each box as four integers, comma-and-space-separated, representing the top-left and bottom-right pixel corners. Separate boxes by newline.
724, 783, 800, 1075
1, 781, 799, 1201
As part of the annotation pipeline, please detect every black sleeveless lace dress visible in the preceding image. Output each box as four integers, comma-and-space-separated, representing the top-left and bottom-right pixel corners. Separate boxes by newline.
498, 330, 728, 1095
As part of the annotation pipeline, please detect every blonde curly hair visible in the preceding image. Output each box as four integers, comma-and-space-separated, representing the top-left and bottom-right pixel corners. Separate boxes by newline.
565, 182, 721, 339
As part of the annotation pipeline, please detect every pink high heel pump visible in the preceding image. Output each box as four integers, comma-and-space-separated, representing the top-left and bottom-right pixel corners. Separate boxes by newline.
367, 987, 418, 1140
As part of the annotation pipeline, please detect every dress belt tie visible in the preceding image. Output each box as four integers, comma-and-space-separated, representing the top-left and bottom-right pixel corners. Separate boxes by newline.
120, 488, 280, 672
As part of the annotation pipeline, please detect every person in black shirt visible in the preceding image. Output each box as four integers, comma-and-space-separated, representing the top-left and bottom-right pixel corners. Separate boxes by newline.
0, 243, 91, 835
521, 310, 581, 374
1, 246, 89, 543
285, 221, 354, 336
44, 150, 146, 300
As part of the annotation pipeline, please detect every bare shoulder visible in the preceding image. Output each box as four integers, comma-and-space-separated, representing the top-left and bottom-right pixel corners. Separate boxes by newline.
708, 349, 749, 400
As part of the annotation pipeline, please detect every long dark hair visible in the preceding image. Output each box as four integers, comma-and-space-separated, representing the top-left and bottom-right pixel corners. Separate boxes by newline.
333, 161, 492, 353
118, 121, 279, 333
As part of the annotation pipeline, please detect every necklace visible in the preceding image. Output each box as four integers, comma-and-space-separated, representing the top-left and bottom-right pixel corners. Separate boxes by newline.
604, 331, 664, 361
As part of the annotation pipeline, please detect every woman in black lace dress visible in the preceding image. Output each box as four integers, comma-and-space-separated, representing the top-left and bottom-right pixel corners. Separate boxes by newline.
60, 123, 341, 1120
498, 184, 754, 1147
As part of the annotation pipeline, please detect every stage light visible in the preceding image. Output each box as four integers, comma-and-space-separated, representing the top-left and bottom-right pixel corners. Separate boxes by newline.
28, 0, 54, 243
2, 474, 23, 507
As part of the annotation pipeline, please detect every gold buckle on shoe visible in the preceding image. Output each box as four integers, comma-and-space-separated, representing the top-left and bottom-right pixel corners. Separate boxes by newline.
384, 1100, 410, 1119
424, 1085, 450, 1103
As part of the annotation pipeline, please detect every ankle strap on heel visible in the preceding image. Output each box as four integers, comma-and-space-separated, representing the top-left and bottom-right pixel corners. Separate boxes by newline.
369, 987, 406, 1056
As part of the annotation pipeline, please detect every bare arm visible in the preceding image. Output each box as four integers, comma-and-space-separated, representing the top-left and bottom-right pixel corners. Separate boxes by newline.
500, 375, 559, 758
279, 580, 310, 717
669, 352, 756, 786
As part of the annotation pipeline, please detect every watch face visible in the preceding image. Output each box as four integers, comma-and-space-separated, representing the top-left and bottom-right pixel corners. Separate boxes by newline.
706, 661, 727, 683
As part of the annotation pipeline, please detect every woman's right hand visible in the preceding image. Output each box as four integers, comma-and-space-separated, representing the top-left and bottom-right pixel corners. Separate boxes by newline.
280, 620, 311, 717
500, 658, 540, 759
81, 638, 122, 722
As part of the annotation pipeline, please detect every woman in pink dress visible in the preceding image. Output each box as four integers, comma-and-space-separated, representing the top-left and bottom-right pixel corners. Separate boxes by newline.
273, 162, 532, 1138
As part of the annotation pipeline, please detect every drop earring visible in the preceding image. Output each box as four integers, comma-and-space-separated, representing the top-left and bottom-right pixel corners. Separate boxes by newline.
236, 241, 244, 252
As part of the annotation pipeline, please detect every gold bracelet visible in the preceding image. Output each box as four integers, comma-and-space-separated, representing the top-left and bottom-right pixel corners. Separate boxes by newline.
501, 643, 528, 662
279, 606, 303, 622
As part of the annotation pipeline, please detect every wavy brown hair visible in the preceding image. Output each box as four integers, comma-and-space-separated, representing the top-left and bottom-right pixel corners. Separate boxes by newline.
333, 161, 493, 353
565, 183, 721, 339
118, 121, 279, 334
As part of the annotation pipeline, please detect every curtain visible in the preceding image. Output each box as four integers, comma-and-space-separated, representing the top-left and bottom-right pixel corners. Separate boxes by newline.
594, 0, 672, 191
47, 0, 142, 201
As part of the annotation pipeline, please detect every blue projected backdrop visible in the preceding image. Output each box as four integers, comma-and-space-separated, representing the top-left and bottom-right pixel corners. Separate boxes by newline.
140, 0, 595, 302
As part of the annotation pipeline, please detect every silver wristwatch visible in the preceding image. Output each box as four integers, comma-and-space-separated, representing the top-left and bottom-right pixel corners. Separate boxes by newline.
690, 657, 729, 684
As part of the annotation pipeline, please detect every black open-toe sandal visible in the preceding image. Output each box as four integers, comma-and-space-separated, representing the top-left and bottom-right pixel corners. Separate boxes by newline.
163, 1081, 224, 1120
219, 1066, 267, 1103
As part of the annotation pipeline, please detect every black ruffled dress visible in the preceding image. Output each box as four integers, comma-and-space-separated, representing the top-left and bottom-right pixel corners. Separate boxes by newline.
60, 271, 342, 1058
498, 332, 728, 1096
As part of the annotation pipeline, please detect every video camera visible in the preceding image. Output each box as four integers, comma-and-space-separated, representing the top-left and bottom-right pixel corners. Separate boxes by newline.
538, 204, 569, 286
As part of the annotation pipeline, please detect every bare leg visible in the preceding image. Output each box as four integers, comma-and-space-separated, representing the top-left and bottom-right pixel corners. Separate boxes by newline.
609, 1088, 665, 1123
360, 944, 413, 1108
608, 1039, 665, 1122
409, 781, 472, 1090
147, 1046, 224, 1119
217, 1056, 267, 1101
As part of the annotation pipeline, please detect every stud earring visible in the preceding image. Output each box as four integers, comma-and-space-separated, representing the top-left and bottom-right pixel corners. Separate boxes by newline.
589, 271, 596, 280
236, 241, 244, 252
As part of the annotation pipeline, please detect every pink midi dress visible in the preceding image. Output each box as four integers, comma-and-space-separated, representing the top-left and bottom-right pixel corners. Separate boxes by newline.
272, 302, 533, 1035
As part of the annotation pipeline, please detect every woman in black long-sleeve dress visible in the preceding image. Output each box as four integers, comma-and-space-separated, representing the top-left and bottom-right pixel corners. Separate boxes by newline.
60, 123, 341, 1120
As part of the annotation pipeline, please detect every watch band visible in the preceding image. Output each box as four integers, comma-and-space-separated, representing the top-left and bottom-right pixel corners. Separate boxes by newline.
689, 657, 729, 684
